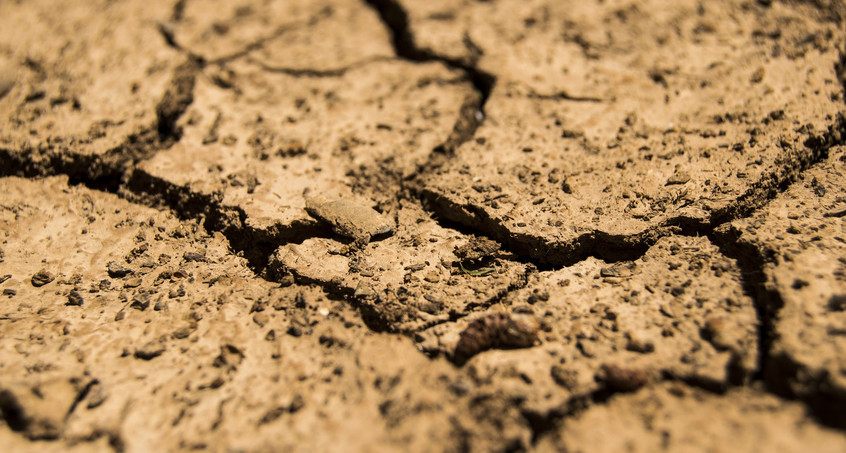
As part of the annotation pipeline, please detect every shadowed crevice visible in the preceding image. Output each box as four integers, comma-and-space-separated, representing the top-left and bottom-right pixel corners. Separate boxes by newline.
363, 0, 496, 156
124, 168, 331, 274
710, 224, 846, 430
0, 55, 201, 191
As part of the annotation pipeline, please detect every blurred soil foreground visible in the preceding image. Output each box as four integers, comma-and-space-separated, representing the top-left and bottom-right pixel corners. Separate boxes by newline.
1, 0, 846, 452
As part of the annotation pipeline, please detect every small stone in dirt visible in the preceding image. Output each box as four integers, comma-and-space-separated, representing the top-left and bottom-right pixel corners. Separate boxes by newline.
168, 285, 185, 299
3, 289, 16, 297
828, 294, 846, 312
135, 340, 166, 360
598, 364, 650, 392
182, 251, 208, 263
625, 332, 655, 353
600, 262, 637, 278
279, 274, 295, 287
665, 170, 691, 185
66, 290, 83, 306
551, 365, 579, 390
86, 383, 107, 409
453, 312, 539, 365
454, 236, 501, 262
124, 277, 143, 288
0, 274, 11, 284
107, 261, 132, 278
304, 193, 393, 243
287, 325, 303, 337
253, 312, 269, 327
31, 270, 55, 287
172, 324, 195, 339
130, 293, 150, 311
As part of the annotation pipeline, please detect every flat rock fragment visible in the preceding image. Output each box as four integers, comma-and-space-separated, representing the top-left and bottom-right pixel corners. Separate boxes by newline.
304, 193, 393, 242
536, 384, 846, 453
413, 0, 845, 265
723, 146, 846, 426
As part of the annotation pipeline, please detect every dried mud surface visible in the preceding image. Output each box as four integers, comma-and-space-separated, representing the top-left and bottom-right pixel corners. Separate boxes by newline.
1, 1, 845, 452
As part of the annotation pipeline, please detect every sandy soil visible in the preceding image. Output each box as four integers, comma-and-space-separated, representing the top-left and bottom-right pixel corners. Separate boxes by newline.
1, 0, 845, 452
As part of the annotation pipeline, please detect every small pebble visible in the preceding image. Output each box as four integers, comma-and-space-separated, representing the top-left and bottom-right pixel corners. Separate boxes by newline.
599, 364, 650, 392
107, 262, 132, 278
86, 384, 108, 409
287, 325, 303, 337
66, 290, 83, 306
31, 270, 55, 287
183, 252, 208, 263
666, 170, 691, 185
130, 293, 150, 311
253, 312, 269, 327
168, 285, 185, 299
135, 340, 166, 360
172, 324, 194, 339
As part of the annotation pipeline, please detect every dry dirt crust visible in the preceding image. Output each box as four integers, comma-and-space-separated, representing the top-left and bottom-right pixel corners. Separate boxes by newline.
1, 0, 846, 452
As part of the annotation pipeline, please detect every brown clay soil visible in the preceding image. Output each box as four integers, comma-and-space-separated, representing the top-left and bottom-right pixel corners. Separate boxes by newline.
1, 1, 846, 452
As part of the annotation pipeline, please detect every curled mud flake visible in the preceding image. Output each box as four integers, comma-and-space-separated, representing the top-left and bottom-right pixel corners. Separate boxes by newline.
304, 193, 393, 243
453, 312, 540, 365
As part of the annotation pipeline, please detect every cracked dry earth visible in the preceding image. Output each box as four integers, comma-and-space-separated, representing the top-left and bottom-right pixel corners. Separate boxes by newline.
1, 1, 846, 452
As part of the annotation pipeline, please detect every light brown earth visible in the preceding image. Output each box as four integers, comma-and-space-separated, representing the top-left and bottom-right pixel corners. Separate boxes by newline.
1, 0, 845, 452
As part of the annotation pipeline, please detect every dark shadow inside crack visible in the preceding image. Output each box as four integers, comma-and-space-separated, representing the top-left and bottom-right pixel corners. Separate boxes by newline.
364, 0, 496, 156
709, 224, 846, 430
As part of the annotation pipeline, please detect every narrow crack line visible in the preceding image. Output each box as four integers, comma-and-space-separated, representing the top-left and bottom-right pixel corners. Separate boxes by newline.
64, 379, 97, 422
418, 187, 654, 269
525, 89, 604, 103
413, 108, 846, 273
156, 23, 190, 56
707, 226, 777, 384
707, 221, 846, 430
157, 5, 334, 66
248, 55, 395, 78
210, 7, 334, 65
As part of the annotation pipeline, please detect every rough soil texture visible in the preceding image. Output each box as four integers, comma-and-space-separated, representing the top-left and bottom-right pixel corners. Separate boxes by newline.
1, 1, 845, 452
